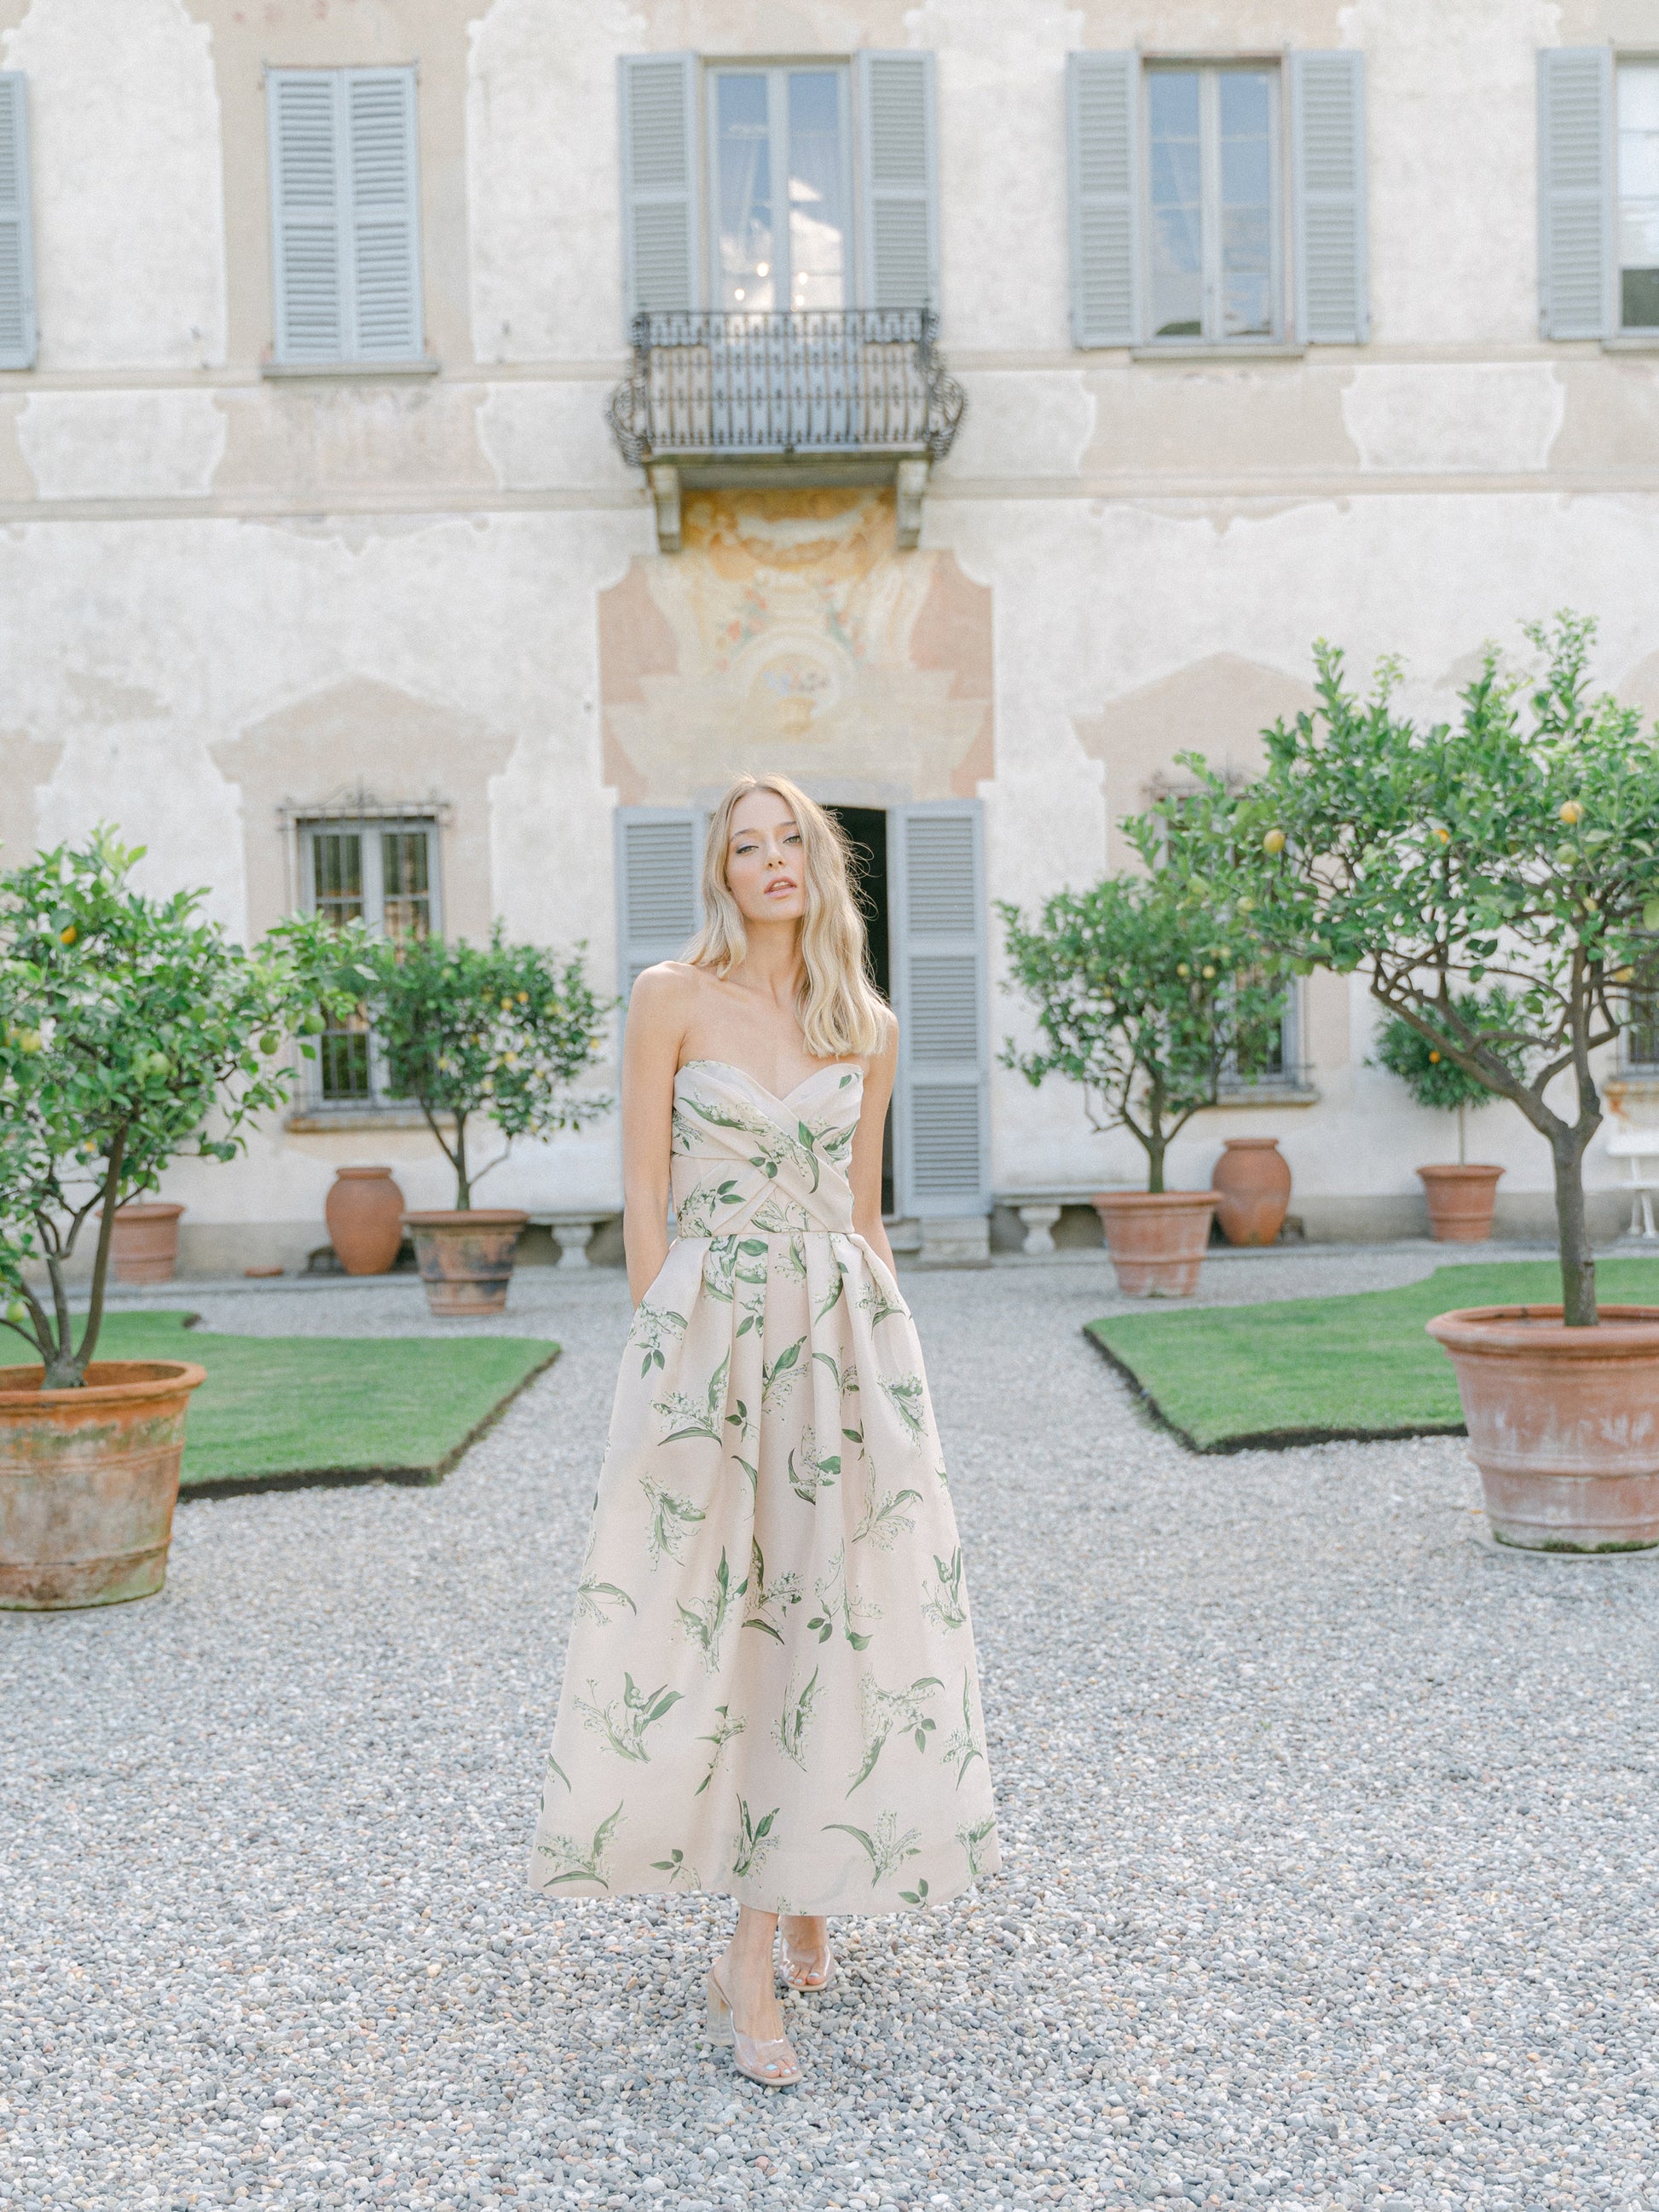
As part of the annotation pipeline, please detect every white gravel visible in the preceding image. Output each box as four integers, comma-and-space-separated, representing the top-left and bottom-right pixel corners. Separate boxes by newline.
3, 1248, 1656, 2212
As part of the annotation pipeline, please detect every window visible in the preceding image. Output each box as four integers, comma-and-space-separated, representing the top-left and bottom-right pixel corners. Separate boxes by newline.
1618, 61, 1659, 328
1624, 949, 1659, 1070
1147, 65, 1280, 343
267, 67, 425, 367
300, 817, 438, 1106
710, 67, 853, 312
0, 73, 37, 370
1219, 975, 1302, 1093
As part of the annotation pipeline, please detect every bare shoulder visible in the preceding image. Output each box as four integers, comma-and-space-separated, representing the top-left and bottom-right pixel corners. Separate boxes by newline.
627, 960, 708, 1025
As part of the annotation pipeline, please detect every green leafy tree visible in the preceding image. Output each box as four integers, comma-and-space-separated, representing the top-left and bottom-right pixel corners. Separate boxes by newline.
1155, 615, 1659, 1324
997, 865, 1292, 1193
1371, 991, 1526, 1164
364, 928, 612, 1208
0, 831, 356, 1386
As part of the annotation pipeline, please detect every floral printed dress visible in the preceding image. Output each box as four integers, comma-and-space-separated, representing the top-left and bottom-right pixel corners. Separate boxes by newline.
529, 1057, 999, 1915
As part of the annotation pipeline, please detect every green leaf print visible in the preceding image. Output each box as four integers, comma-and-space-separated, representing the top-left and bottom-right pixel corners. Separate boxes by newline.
922, 1547, 968, 1633
544, 1752, 571, 1794
673, 1177, 743, 1236
731, 1798, 782, 1881
851, 1484, 922, 1550
772, 1667, 822, 1770
654, 1349, 730, 1445
535, 1803, 623, 1890
899, 1875, 931, 1907
650, 1847, 702, 1891
957, 1816, 998, 1884
640, 1475, 706, 1567
702, 1235, 769, 1306
627, 1300, 687, 1378
858, 1274, 910, 1328
806, 1541, 882, 1651
573, 1578, 637, 1626
761, 1336, 805, 1413
743, 1537, 802, 1642
847, 1673, 943, 1795
751, 1192, 809, 1235
676, 1546, 748, 1674
813, 1271, 844, 1323
941, 1671, 986, 1788
823, 1810, 922, 1889
693, 1705, 746, 1798
773, 1230, 808, 1283
572, 1672, 684, 1763
879, 1372, 929, 1446
812, 1348, 860, 1398
787, 1426, 841, 1505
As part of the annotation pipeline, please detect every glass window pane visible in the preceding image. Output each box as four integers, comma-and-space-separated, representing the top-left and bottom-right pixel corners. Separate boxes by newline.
310, 832, 363, 929
1148, 70, 1203, 339
381, 829, 431, 947
1219, 72, 1274, 338
715, 72, 776, 311
1619, 63, 1659, 327
786, 71, 849, 313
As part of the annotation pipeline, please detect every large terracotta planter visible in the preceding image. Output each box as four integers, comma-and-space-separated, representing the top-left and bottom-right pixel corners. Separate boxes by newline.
1090, 1191, 1217, 1297
1417, 1162, 1505, 1242
1425, 1304, 1659, 1552
0, 1359, 207, 1609
107, 1202, 186, 1284
1211, 1137, 1292, 1246
404, 1209, 528, 1317
325, 1165, 407, 1276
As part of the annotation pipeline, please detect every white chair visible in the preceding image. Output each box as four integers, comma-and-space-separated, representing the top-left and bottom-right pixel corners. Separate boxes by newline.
1604, 1127, 1659, 1239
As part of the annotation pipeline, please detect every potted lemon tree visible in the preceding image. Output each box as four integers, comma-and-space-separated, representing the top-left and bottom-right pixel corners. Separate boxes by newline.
1373, 992, 1524, 1240
1163, 616, 1659, 1549
0, 831, 350, 1608
999, 861, 1292, 1295
364, 929, 611, 1315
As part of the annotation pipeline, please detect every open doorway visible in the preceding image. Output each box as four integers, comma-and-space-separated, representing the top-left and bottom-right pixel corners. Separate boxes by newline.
827, 806, 895, 1218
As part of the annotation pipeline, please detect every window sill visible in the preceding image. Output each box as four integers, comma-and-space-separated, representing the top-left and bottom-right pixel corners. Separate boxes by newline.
1602, 335, 1659, 352
262, 356, 441, 382
1211, 1082, 1321, 1108
285, 1105, 448, 1134
1609, 1074, 1659, 1101
1130, 342, 1306, 363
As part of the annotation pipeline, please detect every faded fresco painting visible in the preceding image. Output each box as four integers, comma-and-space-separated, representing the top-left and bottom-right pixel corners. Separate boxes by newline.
598, 484, 993, 805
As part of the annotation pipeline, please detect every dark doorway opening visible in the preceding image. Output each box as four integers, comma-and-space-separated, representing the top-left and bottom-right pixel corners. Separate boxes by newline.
827, 805, 895, 1219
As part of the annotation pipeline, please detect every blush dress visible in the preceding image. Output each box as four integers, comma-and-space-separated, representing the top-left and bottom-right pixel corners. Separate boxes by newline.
529, 1057, 1000, 1914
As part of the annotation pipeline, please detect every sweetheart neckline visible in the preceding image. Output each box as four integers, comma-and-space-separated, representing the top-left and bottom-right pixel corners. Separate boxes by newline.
674, 1057, 864, 1110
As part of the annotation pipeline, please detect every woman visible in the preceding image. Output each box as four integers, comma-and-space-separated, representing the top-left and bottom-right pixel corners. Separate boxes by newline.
529, 774, 999, 2087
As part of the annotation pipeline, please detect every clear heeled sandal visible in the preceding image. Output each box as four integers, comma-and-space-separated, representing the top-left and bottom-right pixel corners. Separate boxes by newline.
705, 1963, 803, 2088
780, 1931, 835, 1992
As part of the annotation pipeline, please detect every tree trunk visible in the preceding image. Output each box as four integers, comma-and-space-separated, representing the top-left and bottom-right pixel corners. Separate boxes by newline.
1552, 1132, 1598, 1326
454, 1115, 471, 1212
40, 1250, 80, 1388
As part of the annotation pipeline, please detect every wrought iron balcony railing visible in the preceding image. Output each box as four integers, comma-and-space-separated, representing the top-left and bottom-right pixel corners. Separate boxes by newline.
607, 307, 965, 468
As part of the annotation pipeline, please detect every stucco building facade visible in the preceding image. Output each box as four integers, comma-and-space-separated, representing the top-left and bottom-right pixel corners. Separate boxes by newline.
0, 0, 1655, 1271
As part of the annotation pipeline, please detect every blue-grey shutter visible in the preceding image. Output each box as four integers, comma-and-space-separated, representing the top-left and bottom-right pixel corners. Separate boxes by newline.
344, 67, 423, 359
618, 55, 701, 326
1067, 52, 1139, 348
1538, 47, 1612, 340
269, 69, 345, 363
855, 51, 939, 310
616, 808, 702, 999
890, 801, 989, 1219
1290, 50, 1368, 344
0, 73, 37, 369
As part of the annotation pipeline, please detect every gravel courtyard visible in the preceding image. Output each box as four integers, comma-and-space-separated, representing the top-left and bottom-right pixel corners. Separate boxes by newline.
3, 1247, 1657, 2212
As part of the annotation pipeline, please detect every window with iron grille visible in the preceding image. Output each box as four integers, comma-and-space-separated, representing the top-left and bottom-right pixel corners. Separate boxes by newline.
1623, 947, 1659, 1070
298, 816, 440, 1106
1220, 971, 1303, 1092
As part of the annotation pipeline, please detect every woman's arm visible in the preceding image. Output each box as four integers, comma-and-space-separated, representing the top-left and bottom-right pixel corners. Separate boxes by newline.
848, 1012, 899, 1276
620, 965, 688, 1306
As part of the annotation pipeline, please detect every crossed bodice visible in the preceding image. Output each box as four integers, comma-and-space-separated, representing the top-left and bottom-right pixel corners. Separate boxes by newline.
669, 1058, 862, 1238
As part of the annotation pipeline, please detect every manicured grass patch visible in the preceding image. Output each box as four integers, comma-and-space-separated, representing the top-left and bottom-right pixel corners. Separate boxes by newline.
81, 1312, 558, 1495
1087, 1258, 1659, 1454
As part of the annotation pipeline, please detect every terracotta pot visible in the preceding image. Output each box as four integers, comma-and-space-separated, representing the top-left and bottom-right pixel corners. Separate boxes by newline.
1417, 1162, 1505, 1242
1211, 1137, 1292, 1246
107, 1202, 185, 1284
1425, 1304, 1659, 1552
404, 1209, 528, 1317
0, 1359, 207, 1609
1090, 1191, 1217, 1297
325, 1165, 407, 1276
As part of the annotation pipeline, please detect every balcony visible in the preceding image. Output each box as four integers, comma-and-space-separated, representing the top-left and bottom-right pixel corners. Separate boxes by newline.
607, 308, 966, 551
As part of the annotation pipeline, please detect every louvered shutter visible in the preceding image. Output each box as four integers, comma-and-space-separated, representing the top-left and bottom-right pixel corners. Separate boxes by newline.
344, 68, 422, 359
269, 70, 345, 363
1067, 52, 1139, 348
0, 74, 37, 370
890, 802, 989, 1219
855, 51, 939, 310
1290, 51, 1368, 344
616, 808, 703, 1001
618, 55, 701, 326
1538, 47, 1612, 340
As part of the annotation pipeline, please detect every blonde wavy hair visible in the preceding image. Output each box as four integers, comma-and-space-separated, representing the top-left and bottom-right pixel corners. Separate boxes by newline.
683, 774, 890, 1060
